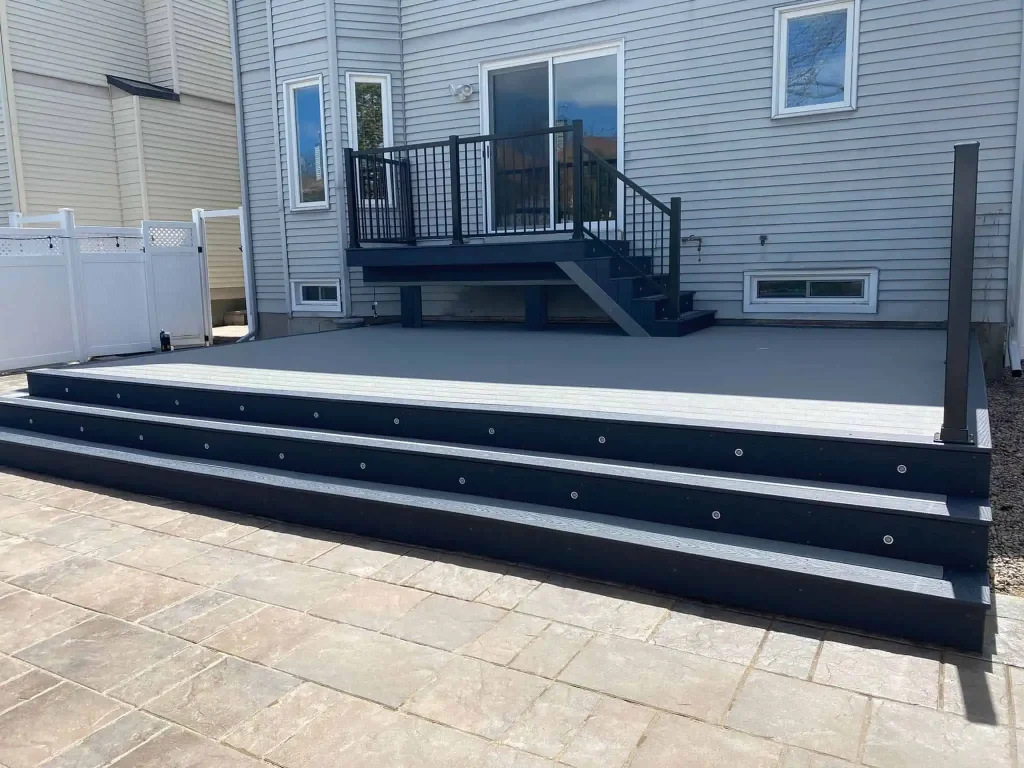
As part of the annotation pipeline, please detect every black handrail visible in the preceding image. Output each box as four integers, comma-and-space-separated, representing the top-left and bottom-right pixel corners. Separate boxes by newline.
343, 120, 684, 318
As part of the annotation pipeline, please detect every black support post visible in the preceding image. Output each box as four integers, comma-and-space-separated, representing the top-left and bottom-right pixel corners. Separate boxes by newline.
400, 286, 423, 328
937, 141, 980, 445
400, 159, 416, 245
572, 120, 584, 240
344, 148, 360, 249
449, 135, 463, 245
668, 197, 682, 319
524, 286, 548, 330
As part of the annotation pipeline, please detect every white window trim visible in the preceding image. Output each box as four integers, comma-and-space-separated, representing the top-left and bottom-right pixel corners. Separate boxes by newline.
284, 75, 329, 211
345, 72, 394, 151
772, 0, 860, 119
291, 279, 342, 312
743, 268, 879, 314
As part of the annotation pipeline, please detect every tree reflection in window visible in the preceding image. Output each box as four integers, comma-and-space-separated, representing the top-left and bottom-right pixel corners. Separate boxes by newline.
786, 9, 848, 108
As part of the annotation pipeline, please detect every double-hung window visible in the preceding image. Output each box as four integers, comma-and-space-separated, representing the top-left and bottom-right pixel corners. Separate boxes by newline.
284, 75, 328, 209
773, 0, 860, 118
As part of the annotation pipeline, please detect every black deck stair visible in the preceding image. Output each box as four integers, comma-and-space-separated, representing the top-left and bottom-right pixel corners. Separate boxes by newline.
345, 120, 715, 338
0, 360, 992, 652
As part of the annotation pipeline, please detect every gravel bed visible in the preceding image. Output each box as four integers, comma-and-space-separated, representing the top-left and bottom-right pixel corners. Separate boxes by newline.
989, 371, 1024, 594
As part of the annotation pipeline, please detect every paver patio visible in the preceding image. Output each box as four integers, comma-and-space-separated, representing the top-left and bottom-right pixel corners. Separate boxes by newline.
0, 467, 1018, 767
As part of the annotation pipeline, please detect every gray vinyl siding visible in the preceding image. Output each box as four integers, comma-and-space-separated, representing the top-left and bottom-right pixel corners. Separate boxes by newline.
239, 0, 1023, 325
399, 0, 1020, 323
236, 0, 287, 312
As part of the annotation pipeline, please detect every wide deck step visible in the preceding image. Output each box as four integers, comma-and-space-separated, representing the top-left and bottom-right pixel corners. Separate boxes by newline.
0, 427, 989, 651
0, 394, 989, 569
26, 368, 990, 497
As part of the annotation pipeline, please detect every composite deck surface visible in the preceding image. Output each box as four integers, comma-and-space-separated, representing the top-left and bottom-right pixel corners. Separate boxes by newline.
64, 325, 982, 443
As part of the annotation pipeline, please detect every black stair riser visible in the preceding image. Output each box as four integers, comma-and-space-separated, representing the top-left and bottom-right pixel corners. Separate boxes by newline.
0, 438, 986, 652
0, 402, 987, 569
26, 373, 991, 497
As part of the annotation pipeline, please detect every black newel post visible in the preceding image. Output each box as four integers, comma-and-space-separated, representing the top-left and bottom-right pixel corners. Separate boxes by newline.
572, 120, 584, 239
449, 135, 463, 245
937, 141, 980, 445
669, 197, 682, 318
344, 147, 360, 249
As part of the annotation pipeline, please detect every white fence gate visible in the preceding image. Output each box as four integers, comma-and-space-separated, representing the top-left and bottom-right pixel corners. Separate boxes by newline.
0, 209, 210, 372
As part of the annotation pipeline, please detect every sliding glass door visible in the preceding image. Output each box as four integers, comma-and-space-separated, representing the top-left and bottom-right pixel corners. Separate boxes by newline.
482, 44, 622, 233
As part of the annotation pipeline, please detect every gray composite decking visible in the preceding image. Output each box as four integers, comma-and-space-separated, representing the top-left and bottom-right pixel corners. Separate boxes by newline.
50, 324, 985, 445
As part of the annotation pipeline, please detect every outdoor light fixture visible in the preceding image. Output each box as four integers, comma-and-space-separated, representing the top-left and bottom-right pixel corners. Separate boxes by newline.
449, 83, 474, 102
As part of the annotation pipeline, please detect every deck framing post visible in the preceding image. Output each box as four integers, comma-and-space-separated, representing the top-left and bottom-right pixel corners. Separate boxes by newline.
937, 141, 980, 445
344, 148, 360, 249
668, 197, 682, 318
572, 120, 584, 240
400, 286, 423, 328
449, 135, 463, 245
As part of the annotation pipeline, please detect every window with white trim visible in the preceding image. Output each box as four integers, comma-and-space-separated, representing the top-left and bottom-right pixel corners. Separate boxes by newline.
346, 73, 394, 203
743, 269, 878, 314
284, 76, 328, 209
772, 0, 860, 118
292, 280, 341, 312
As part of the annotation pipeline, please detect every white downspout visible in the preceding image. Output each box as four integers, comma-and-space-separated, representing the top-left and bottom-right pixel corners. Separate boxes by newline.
228, 0, 259, 338
1004, 0, 1024, 374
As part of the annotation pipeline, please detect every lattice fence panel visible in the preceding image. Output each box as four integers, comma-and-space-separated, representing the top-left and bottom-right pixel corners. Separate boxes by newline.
148, 226, 194, 249
0, 236, 66, 257
77, 236, 145, 253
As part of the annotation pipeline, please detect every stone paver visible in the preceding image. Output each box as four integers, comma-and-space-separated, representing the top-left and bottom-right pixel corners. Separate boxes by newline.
16, 616, 188, 692
630, 712, 784, 768
219, 560, 355, 611
308, 536, 409, 576
2, 471, 1022, 768
510, 622, 594, 679
403, 554, 506, 599
501, 682, 599, 758
145, 656, 300, 738
109, 726, 264, 767
0, 682, 125, 768
558, 696, 654, 768
275, 622, 451, 707
813, 633, 941, 708
386, 593, 506, 650
651, 601, 770, 665
406, 656, 549, 739
107, 645, 223, 705
462, 612, 549, 665
754, 621, 823, 679
726, 670, 870, 761
863, 699, 1012, 767
269, 694, 489, 768
40, 710, 167, 768
205, 605, 333, 664
517, 577, 670, 640
224, 682, 344, 758
310, 577, 427, 630
941, 654, 1009, 725
227, 522, 346, 563
560, 633, 746, 722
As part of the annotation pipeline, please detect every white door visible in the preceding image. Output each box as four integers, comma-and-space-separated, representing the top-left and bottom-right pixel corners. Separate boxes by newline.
143, 221, 209, 348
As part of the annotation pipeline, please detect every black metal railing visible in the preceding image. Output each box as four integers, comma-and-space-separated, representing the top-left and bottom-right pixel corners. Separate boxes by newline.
344, 119, 684, 318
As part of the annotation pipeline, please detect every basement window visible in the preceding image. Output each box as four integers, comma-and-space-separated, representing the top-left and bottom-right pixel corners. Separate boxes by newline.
743, 269, 878, 314
772, 0, 860, 118
292, 280, 341, 312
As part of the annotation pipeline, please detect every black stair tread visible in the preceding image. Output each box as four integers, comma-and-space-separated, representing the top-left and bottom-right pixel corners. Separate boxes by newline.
0, 426, 990, 608
0, 394, 990, 525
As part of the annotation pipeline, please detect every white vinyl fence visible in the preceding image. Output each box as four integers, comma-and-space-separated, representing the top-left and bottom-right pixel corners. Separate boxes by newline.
0, 209, 210, 372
